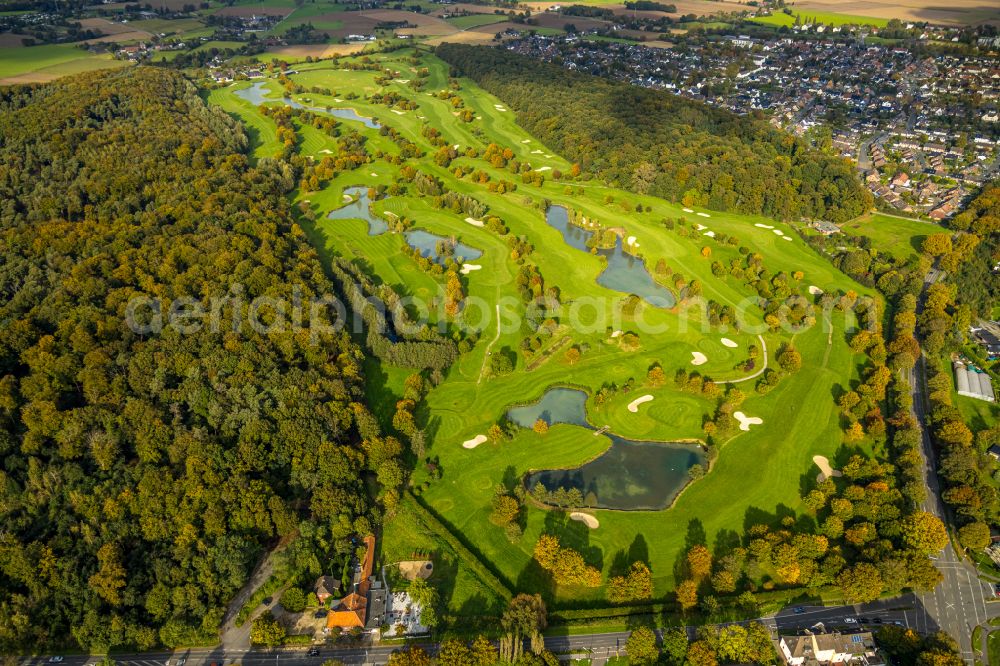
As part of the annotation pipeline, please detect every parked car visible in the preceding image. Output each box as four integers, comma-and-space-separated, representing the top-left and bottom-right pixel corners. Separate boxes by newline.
308, 649, 320, 657
872, 618, 883, 624
794, 607, 805, 614
858, 617, 871, 623
48, 658, 64, 663
845, 617, 857, 624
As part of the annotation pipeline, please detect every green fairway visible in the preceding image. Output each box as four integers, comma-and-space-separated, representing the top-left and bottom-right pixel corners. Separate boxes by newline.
208, 49, 879, 609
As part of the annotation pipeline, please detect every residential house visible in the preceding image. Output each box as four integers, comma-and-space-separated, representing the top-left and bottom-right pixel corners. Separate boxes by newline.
314, 575, 341, 605
775, 628, 884, 666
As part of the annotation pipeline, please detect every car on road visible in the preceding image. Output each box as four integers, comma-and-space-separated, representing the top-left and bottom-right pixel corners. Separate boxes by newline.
845, 617, 857, 624
858, 617, 871, 623
308, 649, 321, 657
872, 618, 883, 624
794, 607, 805, 614
48, 658, 64, 663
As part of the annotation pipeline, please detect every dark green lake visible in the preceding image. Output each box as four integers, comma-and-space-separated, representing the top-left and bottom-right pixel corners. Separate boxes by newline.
509, 388, 704, 511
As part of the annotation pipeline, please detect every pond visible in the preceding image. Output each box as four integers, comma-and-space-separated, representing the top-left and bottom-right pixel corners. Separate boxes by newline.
545, 206, 676, 308
234, 81, 380, 128
510, 387, 704, 511
327, 186, 388, 235
405, 230, 482, 265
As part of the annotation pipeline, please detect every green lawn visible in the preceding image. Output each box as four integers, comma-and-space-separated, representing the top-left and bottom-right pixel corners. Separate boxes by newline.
841, 213, 942, 260
751, 10, 889, 27
208, 49, 879, 609
988, 631, 1000, 666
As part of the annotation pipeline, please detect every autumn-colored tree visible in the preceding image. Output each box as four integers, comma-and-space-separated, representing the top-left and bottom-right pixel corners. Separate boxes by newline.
607, 562, 653, 603
686, 544, 713, 580
676, 578, 699, 611
533, 419, 549, 434
626, 627, 660, 666
902, 511, 948, 554
921, 233, 953, 257
838, 562, 883, 603
388, 647, 432, 666
686, 640, 718, 666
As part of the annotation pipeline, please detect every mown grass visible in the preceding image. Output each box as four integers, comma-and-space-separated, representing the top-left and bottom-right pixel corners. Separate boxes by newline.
841, 212, 941, 260
0, 44, 119, 79
209, 49, 879, 608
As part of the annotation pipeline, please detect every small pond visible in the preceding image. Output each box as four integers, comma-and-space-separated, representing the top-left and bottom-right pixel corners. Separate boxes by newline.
234, 81, 380, 128
405, 230, 482, 265
511, 387, 704, 511
327, 186, 388, 235
545, 206, 676, 308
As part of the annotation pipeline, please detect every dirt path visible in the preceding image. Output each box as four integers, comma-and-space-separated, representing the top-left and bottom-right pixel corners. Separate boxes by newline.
476, 304, 501, 385
219, 542, 289, 649
721, 334, 768, 384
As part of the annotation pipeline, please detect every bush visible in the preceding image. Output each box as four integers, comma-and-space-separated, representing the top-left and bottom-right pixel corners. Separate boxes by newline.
280, 587, 307, 613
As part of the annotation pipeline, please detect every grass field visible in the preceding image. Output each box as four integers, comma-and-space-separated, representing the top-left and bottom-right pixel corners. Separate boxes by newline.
208, 50, 878, 611
0, 44, 131, 82
750, 10, 890, 27
841, 212, 941, 260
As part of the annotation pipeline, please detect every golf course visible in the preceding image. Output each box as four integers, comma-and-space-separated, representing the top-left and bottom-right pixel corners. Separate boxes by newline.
205, 47, 878, 613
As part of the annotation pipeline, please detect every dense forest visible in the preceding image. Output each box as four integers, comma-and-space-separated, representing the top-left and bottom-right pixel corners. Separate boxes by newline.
0, 68, 390, 650
946, 182, 1000, 319
436, 44, 873, 224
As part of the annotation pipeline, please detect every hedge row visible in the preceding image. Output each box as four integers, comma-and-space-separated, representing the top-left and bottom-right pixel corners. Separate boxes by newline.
404, 491, 513, 602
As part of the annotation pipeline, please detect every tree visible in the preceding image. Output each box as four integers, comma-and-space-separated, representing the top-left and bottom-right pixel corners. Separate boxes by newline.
626, 627, 660, 666
279, 587, 307, 613
902, 511, 948, 554
922, 233, 953, 257
661, 628, 689, 665
387, 647, 432, 666
676, 579, 699, 611
607, 562, 653, 603
958, 522, 990, 551
533, 418, 549, 434
838, 563, 883, 603
438, 639, 473, 666
777, 344, 802, 372
686, 640, 718, 666
250, 612, 286, 647
687, 544, 713, 580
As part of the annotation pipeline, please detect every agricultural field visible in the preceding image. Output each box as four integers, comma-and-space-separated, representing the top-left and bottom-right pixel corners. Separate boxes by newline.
0, 43, 130, 84
750, 10, 890, 27
786, 0, 1000, 26
444, 13, 511, 29
207, 49, 878, 612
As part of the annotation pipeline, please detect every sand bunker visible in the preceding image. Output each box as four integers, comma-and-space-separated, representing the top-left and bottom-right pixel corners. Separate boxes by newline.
754, 223, 774, 229
537, 166, 551, 172
462, 434, 487, 449
626, 236, 637, 245
342, 194, 353, 202
398, 560, 434, 581
691, 351, 708, 366
734, 411, 763, 431
464, 217, 484, 227
460, 264, 482, 275
683, 208, 694, 213
808, 285, 824, 295
771, 229, 784, 235
783, 236, 792, 241
370, 172, 378, 177
697, 212, 710, 218
704, 230, 716, 238
694, 223, 707, 231
813, 455, 843, 483
570, 512, 599, 529
531, 149, 543, 154
627, 395, 654, 413
721, 338, 738, 348
391, 109, 406, 115
319, 148, 333, 154
521, 139, 530, 143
